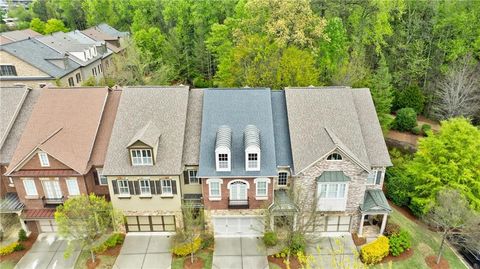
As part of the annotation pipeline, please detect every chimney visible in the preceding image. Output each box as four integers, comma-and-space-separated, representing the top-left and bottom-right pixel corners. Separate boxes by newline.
63, 53, 69, 69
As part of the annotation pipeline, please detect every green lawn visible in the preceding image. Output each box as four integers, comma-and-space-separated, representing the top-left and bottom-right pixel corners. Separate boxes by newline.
373, 208, 466, 269
74, 250, 118, 269
0, 260, 16, 269
172, 250, 213, 269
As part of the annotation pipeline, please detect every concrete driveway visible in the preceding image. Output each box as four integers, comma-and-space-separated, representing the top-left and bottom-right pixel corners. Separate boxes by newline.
213, 237, 268, 269
306, 236, 359, 268
113, 233, 173, 269
15, 233, 81, 269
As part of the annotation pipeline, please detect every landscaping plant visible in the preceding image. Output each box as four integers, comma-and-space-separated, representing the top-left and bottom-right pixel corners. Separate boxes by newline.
394, 107, 417, 132
263, 231, 278, 247
18, 229, 27, 242
360, 235, 389, 265
388, 230, 411, 256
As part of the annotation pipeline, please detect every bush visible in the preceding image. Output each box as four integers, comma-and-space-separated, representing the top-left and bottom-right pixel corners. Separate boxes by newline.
389, 230, 411, 256
384, 221, 400, 237
411, 126, 421, 135
263, 231, 278, 247
201, 233, 214, 249
18, 229, 27, 242
13, 243, 25, 251
93, 233, 124, 254
274, 248, 290, 258
361, 236, 389, 265
394, 108, 417, 131
421, 124, 432, 135
290, 232, 306, 253
192, 77, 212, 88
0, 242, 22, 256
172, 237, 201, 257
393, 86, 425, 113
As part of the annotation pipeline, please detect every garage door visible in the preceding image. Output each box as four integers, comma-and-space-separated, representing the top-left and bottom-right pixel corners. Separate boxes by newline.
213, 216, 264, 237
306, 215, 351, 233
38, 219, 58, 233
126, 216, 176, 232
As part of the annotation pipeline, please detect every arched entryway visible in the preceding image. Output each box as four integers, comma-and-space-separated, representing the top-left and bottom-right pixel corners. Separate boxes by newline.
228, 180, 249, 208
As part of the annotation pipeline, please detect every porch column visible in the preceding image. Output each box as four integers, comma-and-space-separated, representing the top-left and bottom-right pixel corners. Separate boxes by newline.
379, 213, 388, 235
17, 212, 29, 234
293, 213, 297, 231
270, 215, 274, 231
358, 213, 365, 236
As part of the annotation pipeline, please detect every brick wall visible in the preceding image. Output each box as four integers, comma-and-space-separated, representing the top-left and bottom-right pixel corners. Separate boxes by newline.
1, 165, 16, 197
21, 153, 71, 170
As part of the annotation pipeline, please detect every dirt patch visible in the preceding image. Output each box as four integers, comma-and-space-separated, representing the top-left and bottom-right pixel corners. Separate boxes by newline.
425, 255, 450, 269
86, 257, 101, 269
99, 244, 122, 257
417, 116, 440, 131
352, 233, 366, 246
184, 257, 204, 269
0, 233, 37, 263
387, 130, 421, 146
381, 248, 414, 263
268, 255, 302, 269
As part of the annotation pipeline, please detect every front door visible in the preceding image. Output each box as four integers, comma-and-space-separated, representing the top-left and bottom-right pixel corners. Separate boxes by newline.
42, 180, 62, 199
230, 181, 247, 201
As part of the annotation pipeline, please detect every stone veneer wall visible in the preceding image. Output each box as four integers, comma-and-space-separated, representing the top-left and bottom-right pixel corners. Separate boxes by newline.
203, 209, 266, 233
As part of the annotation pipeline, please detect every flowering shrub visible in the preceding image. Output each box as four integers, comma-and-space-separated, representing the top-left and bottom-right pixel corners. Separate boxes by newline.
172, 237, 201, 256
360, 235, 389, 264
0, 242, 24, 256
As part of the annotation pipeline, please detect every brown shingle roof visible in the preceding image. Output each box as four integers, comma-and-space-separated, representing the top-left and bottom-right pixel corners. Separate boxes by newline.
6, 87, 109, 175
81, 28, 122, 53
23, 209, 55, 219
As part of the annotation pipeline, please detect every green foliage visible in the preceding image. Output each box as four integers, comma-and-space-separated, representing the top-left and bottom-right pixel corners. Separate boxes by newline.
44, 19, 68, 34
394, 108, 417, 131
0, 242, 23, 256
421, 124, 432, 135
393, 86, 425, 113
369, 56, 394, 132
29, 18, 45, 34
92, 233, 124, 254
289, 232, 306, 253
388, 230, 411, 256
18, 229, 27, 242
200, 233, 214, 250
411, 126, 421, 135
193, 77, 212, 88
360, 235, 390, 265
172, 237, 201, 257
263, 231, 278, 247
274, 248, 290, 258
81, 76, 97, 86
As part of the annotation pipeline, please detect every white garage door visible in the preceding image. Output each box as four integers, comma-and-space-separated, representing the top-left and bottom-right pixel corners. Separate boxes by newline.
39, 219, 58, 233
213, 216, 264, 237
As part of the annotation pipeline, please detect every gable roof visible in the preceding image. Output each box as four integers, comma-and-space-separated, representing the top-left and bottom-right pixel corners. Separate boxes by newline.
285, 87, 391, 174
0, 38, 81, 79
127, 121, 161, 148
6, 88, 109, 175
0, 29, 42, 44
198, 89, 277, 177
0, 86, 40, 164
81, 27, 122, 53
182, 89, 204, 166
316, 171, 350, 182
360, 189, 392, 212
96, 23, 129, 38
102, 86, 190, 176
271, 90, 293, 168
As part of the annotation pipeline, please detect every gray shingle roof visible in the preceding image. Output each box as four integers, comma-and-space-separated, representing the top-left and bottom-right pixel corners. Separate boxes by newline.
285, 87, 391, 174
215, 125, 232, 150
244, 125, 260, 149
198, 89, 277, 177
0, 39, 81, 79
0, 29, 42, 44
103, 86, 190, 176
271, 91, 293, 168
316, 171, 350, 182
127, 121, 160, 148
182, 89, 204, 166
0, 193, 24, 213
360, 189, 392, 212
97, 23, 129, 37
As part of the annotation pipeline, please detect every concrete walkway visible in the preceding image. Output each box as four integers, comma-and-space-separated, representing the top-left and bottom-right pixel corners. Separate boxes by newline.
306, 236, 359, 268
15, 233, 81, 269
113, 233, 173, 269
213, 237, 268, 269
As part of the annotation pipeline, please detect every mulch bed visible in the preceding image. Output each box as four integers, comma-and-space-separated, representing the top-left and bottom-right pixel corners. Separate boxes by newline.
0, 233, 38, 263
184, 257, 204, 269
99, 243, 122, 256
268, 255, 302, 269
381, 248, 414, 263
86, 257, 101, 269
425, 255, 450, 269
352, 233, 366, 246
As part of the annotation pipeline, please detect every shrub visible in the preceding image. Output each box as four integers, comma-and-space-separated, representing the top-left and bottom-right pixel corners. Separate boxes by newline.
0, 242, 22, 256
394, 108, 417, 131
274, 248, 290, 258
201, 233, 214, 249
421, 124, 432, 135
384, 221, 400, 237
360, 235, 389, 265
13, 243, 25, 251
18, 229, 27, 242
263, 231, 278, 247
172, 237, 201, 257
411, 126, 421, 135
389, 230, 411, 256
93, 233, 125, 254
290, 232, 306, 253
393, 86, 425, 113
193, 77, 212, 88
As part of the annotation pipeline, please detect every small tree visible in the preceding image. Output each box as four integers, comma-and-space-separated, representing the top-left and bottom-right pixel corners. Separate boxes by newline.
55, 194, 123, 263
173, 202, 203, 264
394, 108, 417, 131
424, 189, 480, 264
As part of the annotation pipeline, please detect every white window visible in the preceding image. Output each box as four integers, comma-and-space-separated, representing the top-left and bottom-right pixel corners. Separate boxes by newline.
254, 178, 270, 199
327, 153, 342, 161
66, 178, 80, 196
319, 183, 347, 199
218, 154, 228, 169
188, 170, 199, 184
41, 179, 62, 198
118, 180, 129, 195
8, 177, 13, 184
278, 172, 288, 186
210, 182, 220, 197
38, 152, 50, 167
99, 175, 108, 185
139, 179, 151, 195
130, 149, 153, 166
23, 179, 37, 196
248, 153, 258, 169
161, 180, 172, 195
367, 169, 383, 185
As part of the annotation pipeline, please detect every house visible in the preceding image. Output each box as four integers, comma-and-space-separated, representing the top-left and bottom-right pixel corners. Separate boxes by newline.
66, 30, 114, 70
4, 87, 122, 233
96, 23, 129, 38
0, 38, 82, 88
0, 29, 42, 45
284, 87, 392, 236
102, 86, 190, 232
82, 25, 127, 54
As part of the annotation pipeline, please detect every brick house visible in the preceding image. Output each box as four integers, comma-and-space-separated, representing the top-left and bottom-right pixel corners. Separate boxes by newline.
4, 87, 121, 233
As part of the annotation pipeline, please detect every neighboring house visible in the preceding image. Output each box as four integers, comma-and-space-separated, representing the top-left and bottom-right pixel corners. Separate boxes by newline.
4, 87, 121, 234
102, 86, 190, 232
66, 30, 114, 71
0, 29, 42, 45
284, 87, 392, 236
0, 38, 81, 88
82, 26, 126, 54
36, 32, 107, 85
96, 23, 129, 38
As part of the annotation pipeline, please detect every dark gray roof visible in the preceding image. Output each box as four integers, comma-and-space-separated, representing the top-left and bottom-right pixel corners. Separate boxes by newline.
270, 190, 296, 212
360, 189, 392, 213
0, 193, 24, 213
316, 171, 350, 182
271, 91, 293, 168
97, 23, 129, 37
0, 39, 81, 79
103, 86, 189, 176
182, 89, 204, 166
198, 89, 277, 177
215, 125, 232, 150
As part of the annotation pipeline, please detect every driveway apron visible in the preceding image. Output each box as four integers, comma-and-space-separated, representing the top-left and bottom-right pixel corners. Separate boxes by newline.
306, 236, 359, 268
213, 237, 268, 269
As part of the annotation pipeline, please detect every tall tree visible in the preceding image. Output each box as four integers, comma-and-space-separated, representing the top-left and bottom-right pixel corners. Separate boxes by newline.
43, 19, 68, 34
368, 56, 394, 132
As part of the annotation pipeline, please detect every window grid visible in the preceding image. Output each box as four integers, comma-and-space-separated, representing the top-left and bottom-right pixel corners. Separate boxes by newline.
188, 170, 199, 184
118, 180, 129, 195
319, 183, 347, 199
38, 152, 50, 167
99, 175, 108, 185
161, 180, 172, 194
327, 153, 342, 161
139, 180, 151, 195
248, 153, 258, 169
257, 181, 267, 196
66, 178, 80, 196
218, 154, 228, 168
23, 179, 37, 196
0, 65, 17, 76
210, 182, 220, 197
131, 149, 153, 165
68, 77, 74, 86
278, 172, 288, 186
76, 73, 82, 83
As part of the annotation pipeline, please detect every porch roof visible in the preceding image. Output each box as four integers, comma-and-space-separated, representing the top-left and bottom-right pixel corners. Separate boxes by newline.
0, 193, 24, 213
316, 171, 350, 183
270, 190, 297, 213
360, 189, 392, 213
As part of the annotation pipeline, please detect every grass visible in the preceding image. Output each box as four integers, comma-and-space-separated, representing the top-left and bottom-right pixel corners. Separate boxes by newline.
0, 260, 16, 269
74, 250, 118, 269
372, 208, 466, 269
269, 262, 282, 269
171, 250, 213, 269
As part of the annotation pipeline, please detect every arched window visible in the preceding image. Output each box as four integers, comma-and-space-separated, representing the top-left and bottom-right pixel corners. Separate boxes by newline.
327, 153, 342, 161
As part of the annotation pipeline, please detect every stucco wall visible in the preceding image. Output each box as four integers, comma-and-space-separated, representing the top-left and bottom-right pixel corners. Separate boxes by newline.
0, 51, 49, 77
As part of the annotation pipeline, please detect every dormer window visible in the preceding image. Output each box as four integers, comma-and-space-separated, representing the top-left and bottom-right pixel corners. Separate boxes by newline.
215, 126, 232, 172
130, 149, 153, 166
244, 125, 260, 171
218, 154, 229, 169
327, 153, 342, 161
38, 152, 50, 167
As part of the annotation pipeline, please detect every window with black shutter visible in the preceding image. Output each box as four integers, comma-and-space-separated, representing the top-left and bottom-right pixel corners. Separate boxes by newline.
128, 181, 135, 195
150, 180, 157, 194
183, 171, 189, 185
172, 180, 177, 194
112, 180, 118, 194
155, 180, 162, 194
134, 181, 140, 195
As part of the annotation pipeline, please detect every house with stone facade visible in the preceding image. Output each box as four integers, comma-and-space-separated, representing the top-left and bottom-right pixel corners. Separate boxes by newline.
4, 87, 121, 233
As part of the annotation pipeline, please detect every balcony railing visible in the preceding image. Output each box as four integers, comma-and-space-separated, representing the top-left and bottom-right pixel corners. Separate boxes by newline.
42, 196, 65, 207
228, 198, 249, 209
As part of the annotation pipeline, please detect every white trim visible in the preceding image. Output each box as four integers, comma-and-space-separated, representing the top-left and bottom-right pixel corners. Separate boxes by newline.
38, 152, 50, 167
22, 178, 37, 196
206, 178, 223, 200
215, 147, 231, 171
187, 169, 199, 184
227, 179, 250, 189
118, 179, 130, 195
66, 178, 80, 196
245, 146, 261, 171
130, 148, 153, 166
367, 167, 385, 185
254, 177, 270, 198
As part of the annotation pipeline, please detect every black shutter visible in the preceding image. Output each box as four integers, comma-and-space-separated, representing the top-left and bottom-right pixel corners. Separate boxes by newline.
184, 171, 189, 185
156, 180, 162, 194
150, 180, 156, 194
93, 170, 99, 185
199, 176, 202, 184
128, 181, 135, 195
112, 180, 118, 194
172, 180, 177, 195
376, 171, 383, 185
134, 181, 140, 195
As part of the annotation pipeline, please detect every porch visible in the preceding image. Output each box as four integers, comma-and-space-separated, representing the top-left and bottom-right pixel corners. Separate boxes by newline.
358, 189, 392, 238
